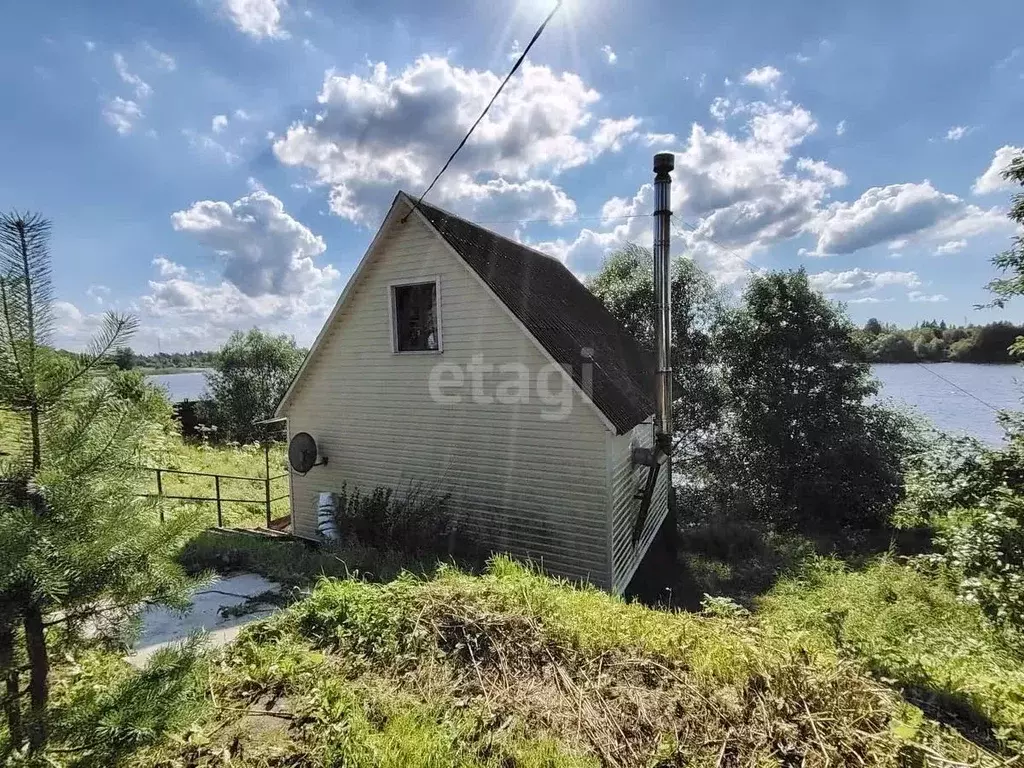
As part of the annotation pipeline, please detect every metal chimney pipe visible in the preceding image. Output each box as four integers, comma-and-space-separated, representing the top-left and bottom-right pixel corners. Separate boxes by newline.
652, 152, 674, 454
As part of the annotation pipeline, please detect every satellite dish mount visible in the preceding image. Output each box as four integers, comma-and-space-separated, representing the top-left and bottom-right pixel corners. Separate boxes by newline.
288, 432, 327, 475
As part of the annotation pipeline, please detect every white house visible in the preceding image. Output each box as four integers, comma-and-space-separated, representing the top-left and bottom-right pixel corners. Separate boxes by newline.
275, 192, 669, 593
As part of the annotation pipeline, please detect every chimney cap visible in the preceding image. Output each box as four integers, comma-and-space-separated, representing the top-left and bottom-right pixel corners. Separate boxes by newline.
653, 152, 675, 174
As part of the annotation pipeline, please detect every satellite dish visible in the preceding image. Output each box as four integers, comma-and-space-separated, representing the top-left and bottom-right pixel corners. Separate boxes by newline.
288, 432, 326, 474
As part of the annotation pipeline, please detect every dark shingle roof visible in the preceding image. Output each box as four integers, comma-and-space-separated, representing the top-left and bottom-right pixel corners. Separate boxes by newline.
411, 195, 654, 434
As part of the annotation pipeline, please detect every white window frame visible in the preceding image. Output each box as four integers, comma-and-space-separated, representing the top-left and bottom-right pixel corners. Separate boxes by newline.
388, 276, 443, 354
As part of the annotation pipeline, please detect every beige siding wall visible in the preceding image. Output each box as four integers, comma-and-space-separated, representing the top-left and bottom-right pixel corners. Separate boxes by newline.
284, 213, 614, 587
607, 420, 670, 594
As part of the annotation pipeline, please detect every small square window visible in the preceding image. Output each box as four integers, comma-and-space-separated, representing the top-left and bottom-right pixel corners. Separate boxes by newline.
392, 281, 440, 352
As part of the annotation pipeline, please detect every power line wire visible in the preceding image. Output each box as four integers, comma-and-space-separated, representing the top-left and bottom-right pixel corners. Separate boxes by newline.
475, 212, 648, 225
402, 1, 562, 222
672, 220, 763, 273
911, 361, 1001, 413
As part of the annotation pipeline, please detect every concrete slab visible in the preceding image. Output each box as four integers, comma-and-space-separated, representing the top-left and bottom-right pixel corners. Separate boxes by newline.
129, 573, 286, 666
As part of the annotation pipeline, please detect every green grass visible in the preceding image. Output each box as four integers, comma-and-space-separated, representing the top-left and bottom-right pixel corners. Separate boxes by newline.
0, 408, 19, 454
3, 405, 288, 528
759, 557, 1024, 751
147, 439, 289, 528
135, 557, 1006, 767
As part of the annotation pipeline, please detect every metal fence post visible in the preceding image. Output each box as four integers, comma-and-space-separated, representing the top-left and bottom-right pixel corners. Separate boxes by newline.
264, 442, 272, 528
156, 469, 164, 523
215, 475, 223, 527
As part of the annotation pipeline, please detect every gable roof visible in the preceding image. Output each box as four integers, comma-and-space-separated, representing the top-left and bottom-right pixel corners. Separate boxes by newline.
277, 192, 654, 434
410, 196, 654, 434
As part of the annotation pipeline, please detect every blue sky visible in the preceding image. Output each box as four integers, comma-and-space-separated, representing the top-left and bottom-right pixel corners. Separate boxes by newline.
2, 0, 1022, 352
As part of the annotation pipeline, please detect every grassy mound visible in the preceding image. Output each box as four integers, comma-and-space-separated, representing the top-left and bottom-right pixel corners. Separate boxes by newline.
140, 558, 1004, 767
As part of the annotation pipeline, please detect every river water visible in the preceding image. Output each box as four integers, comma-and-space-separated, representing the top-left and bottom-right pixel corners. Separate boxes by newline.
145, 364, 1024, 446
872, 363, 1021, 445
146, 371, 209, 402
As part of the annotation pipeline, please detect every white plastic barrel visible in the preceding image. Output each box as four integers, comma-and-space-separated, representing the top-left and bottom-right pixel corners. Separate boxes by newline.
316, 492, 340, 540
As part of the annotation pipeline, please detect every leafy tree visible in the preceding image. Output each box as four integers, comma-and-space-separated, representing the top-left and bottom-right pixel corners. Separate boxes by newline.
863, 317, 883, 336
960, 321, 1024, 362
0, 212, 200, 758
868, 332, 926, 363
985, 150, 1024, 312
112, 345, 134, 370
587, 245, 727, 467
206, 328, 304, 442
714, 270, 914, 530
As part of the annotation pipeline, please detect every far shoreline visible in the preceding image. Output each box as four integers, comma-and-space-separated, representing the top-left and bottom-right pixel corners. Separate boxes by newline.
138, 367, 212, 376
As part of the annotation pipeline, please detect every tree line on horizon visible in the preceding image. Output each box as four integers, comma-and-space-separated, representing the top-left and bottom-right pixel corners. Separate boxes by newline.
97, 317, 1024, 370
857, 319, 1024, 364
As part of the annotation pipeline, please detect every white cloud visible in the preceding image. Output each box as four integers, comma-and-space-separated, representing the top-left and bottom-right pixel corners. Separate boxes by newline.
743, 65, 781, 88
273, 56, 639, 223
84, 40, 96, 52
848, 296, 886, 304
113, 53, 151, 99
51, 260, 339, 353
170, 190, 337, 298
52, 301, 95, 348
973, 145, 1022, 194
935, 239, 967, 255
144, 43, 176, 71
796, 157, 848, 187
182, 129, 239, 164
86, 285, 110, 305
233, 108, 252, 121
836, 120, 846, 136
152, 256, 188, 279
53, 199, 339, 353
222, 0, 288, 39
709, 97, 731, 121
532, 97, 839, 281
211, 114, 229, 133
132, 272, 336, 353
808, 268, 920, 295
591, 117, 642, 152
103, 97, 143, 135
908, 291, 948, 303
644, 132, 676, 147
600, 44, 617, 65
810, 181, 1009, 255
444, 177, 577, 224
996, 47, 1022, 70
944, 125, 971, 141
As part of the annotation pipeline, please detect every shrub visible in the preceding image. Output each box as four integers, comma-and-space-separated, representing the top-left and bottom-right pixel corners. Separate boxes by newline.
332, 483, 464, 557
928, 492, 1024, 639
898, 418, 1024, 640
896, 431, 998, 527
178, 530, 432, 587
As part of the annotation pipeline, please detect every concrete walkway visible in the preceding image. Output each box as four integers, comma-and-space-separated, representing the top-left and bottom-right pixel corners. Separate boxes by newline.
129, 573, 286, 666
